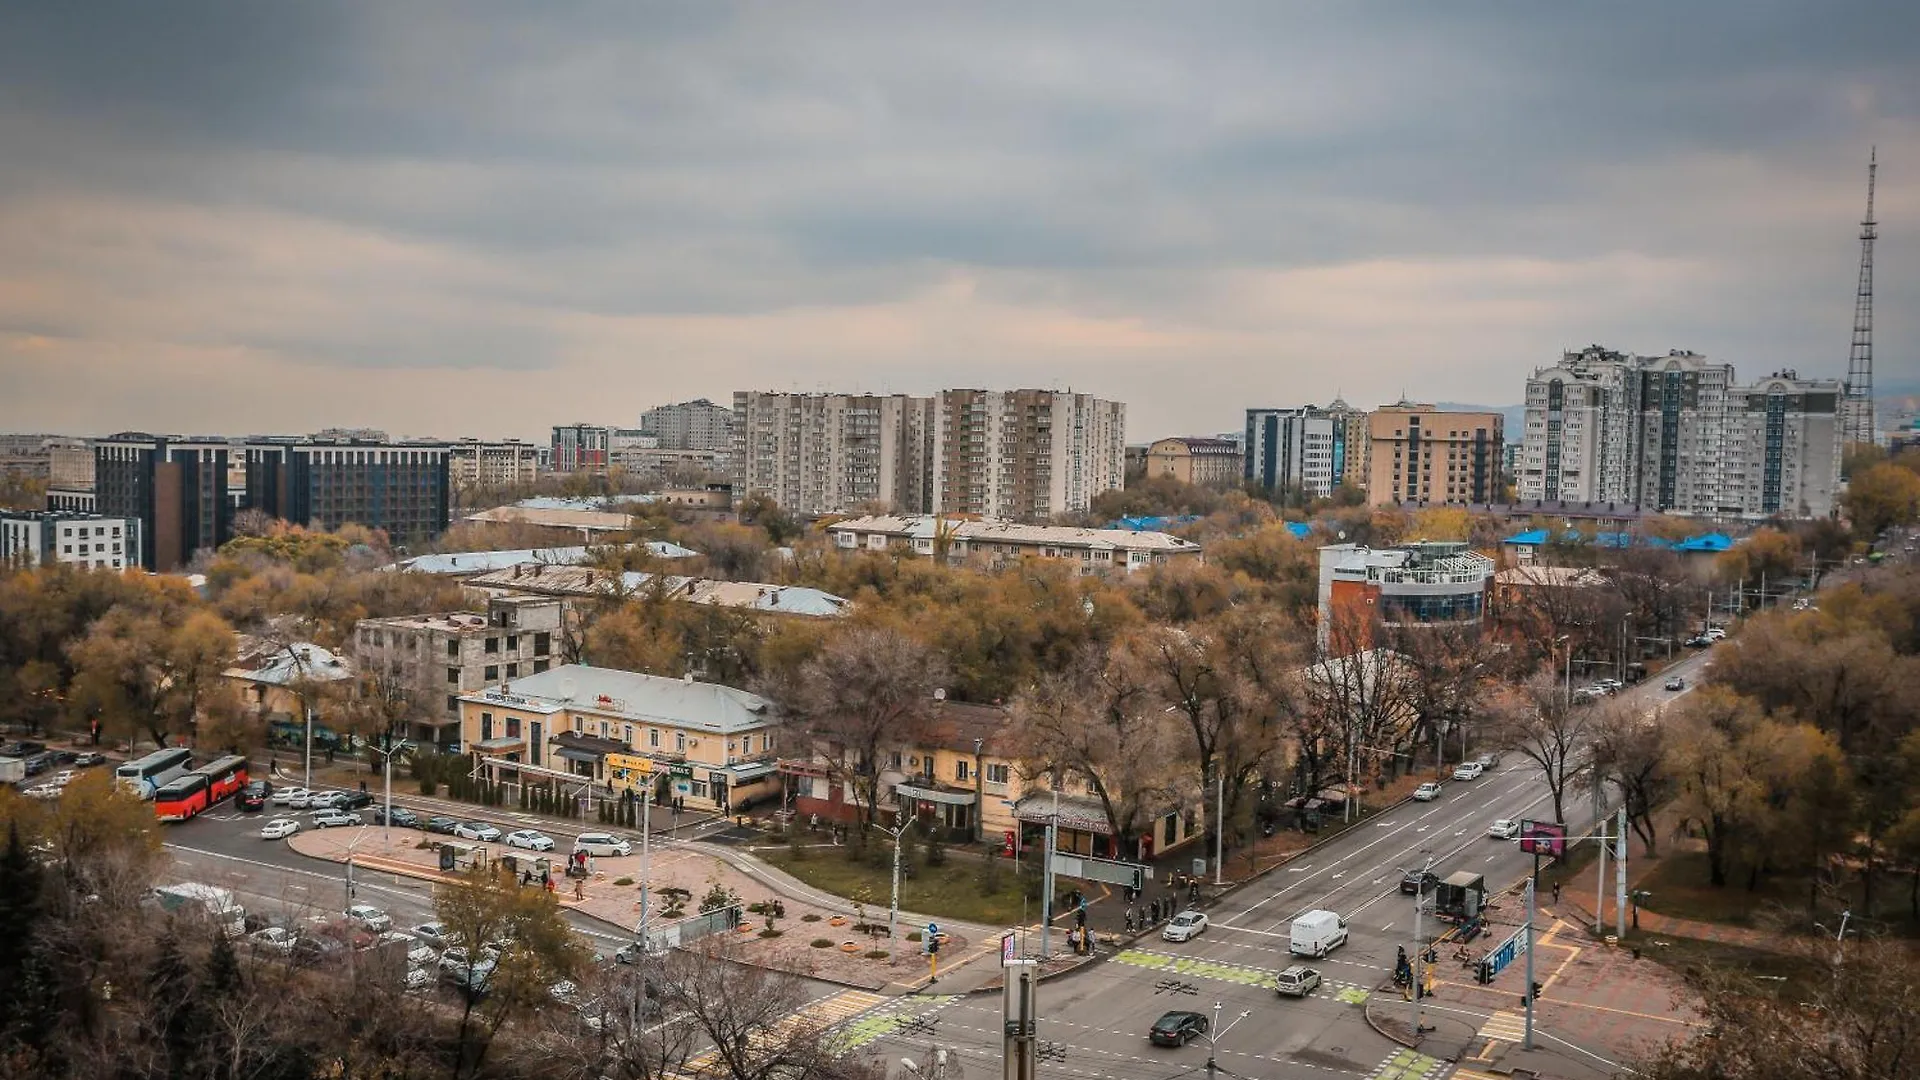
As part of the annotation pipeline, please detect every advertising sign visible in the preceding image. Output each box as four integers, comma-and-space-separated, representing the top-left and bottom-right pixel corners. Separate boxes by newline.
1518, 819, 1567, 857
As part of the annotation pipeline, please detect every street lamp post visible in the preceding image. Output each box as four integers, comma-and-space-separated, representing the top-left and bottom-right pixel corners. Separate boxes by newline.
972, 737, 985, 845
871, 817, 912, 954
1400, 851, 1435, 1042
1203, 1001, 1251, 1080
636, 785, 654, 944
367, 731, 410, 847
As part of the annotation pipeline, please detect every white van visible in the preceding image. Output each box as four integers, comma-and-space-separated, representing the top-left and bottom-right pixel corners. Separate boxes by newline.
572, 832, 633, 857
1288, 909, 1349, 958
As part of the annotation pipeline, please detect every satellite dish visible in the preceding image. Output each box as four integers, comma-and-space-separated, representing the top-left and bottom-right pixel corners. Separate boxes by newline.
933, 688, 947, 702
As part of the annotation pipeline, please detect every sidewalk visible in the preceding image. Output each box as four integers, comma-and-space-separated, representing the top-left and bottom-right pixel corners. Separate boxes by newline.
1556, 890, 1784, 953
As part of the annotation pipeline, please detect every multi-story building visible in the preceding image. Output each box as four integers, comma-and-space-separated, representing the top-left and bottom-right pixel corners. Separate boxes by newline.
352, 594, 564, 750
639, 398, 736, 451
446, 439, 541, 493
1145, 436, 1242, 488
731, 392, 934, 516
45, 438, 95, 512
1325, 398, 1372, 490
458, 664, 781, 813
930, 390, 1125, 519
551, 424, 611, 473
243, 436, 451, 542
0, 510, 141, 571
1518, 347, 1842, 518
1244, 408, 1336, 500
827, 514, 1202, 575
1316, 541, 1497, 655
1365, 404, 1504, 506
94, 433, 233, 571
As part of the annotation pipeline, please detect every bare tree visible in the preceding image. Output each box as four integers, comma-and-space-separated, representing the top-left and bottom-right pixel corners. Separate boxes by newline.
1585, 700, 1673, 855
1485, 673, 1593, 826
670, 942, 888, 1080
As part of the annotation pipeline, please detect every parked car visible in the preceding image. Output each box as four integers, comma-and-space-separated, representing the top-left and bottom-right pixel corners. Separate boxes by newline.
1162, 911, 1208, 943
1400, 869, 1439, 895
1450, 762, 1484, 781
311, 809, 362, 829
408, 922, 451, 950
453, 822, 502, 842
372, 806, 420, 828
336, 791, 373, 810
237, 780, 271, 812
1488, 819, 1520, 840
1664, 676, 1685, 691
293, 934, 348, 967
1274, 964, 1322, 997
260, 817, 301, 840
403, 965, 434, 992
1594, 678, 1624, 693
248, 926, 298, 956
70, 752, 106, 767
574, 832, 633, 857
504, 830, 554, 851
346, 904, 393, 934
1685, 635, 1712, 648
284, 789, 319, 809
1412, 782, 1442, 801
22, 753, 54, 776
270, 787, 308, 807
615, 943, 649, 965
425, 816, 461, 835
1148, 1010, 1210, 1047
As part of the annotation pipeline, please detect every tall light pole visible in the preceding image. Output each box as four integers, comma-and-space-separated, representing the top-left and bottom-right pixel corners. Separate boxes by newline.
1040, 786, 1059, 959
1212, 770, 1225, 886
367, 730, 410, 847
972, 737, 985, 845
1203, 1001, 1251, 1080
871, 817, 912, 954
1400, 851, 1435, 1042
636, 783, 654, 945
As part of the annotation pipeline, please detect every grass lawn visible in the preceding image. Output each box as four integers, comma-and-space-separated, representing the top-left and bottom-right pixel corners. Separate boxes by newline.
1628, 930, 1830, 1003
762, 846, 1044, 927
1635, 851, 1811, 927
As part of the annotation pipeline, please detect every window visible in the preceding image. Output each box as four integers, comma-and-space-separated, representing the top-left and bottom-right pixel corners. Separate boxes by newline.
985, 763, 1010, 785
688, 781, 708, 799
530, 722, 542, 765
506, 716, 520, 737
624, 725, 633, 745
506, 663, 518, 679
955, 760, 970, 782
481, 713, 493, 741
484, 637, 499, 654
572, 717, 582, 733
675, 732, 685, 753
534, 632, 551, 656
446, 668, 460, 685
447, 640, 459, 658
533, 659, 549, 674
484, 665, 498, 681
649, 729, 660, 748
506, 635, 518, 650
446, 694, 458, 714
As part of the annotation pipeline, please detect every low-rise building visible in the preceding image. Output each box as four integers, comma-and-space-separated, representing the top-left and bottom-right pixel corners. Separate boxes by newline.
352, 595, 564, 750
447, 439, 542, 492
393, 542, 697, 579
826, 515, 1202, 575
1146, 437, 1242, 488
0, 510, 141, 571
459, 664, 781, 813
1317, 541, 1497, 654
223, 641, 354, 746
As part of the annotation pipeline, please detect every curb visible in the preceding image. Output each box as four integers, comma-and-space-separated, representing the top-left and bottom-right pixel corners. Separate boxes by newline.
1206, 790, 1427, 909
1361, 981, 1420, 1049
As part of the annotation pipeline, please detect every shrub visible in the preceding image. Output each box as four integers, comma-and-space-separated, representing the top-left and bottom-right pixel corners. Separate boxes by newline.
864, 950, 890, 960
759, 929, 783, 939
801, 913, 822, 923
811, 939, 834, 949
906, 931, 923, 942
614, 877, 635, 886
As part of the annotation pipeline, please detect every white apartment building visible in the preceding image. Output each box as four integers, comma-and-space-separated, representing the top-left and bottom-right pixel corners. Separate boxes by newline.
639, 398, 735, 451
1244, 408, 1337, 499
447, 439, 542, 491
827, 515, 1201, 574
930, 390, 1126, 519
0, 511, 141, 571
1519, 347, 1842, 518
731, 392, 934, 516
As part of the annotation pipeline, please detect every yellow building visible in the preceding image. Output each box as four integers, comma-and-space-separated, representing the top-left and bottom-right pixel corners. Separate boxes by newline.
223, 641, 354, 745
458, 664, 781, 813
1366, 403, 1504, 506
1145, 436, 1242, 488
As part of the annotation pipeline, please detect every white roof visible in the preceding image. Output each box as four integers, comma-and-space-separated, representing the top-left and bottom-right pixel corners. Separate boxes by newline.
828, 515, 1202, 554
463, 664, 773, 734
226, 643, 353, 686
398, 541, 697, 576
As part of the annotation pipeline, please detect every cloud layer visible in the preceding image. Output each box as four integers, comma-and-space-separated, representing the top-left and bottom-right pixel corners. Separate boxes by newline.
1, 2, 1916, 441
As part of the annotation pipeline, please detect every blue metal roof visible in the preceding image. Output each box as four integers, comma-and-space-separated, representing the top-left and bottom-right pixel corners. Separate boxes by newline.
1284, 521, 1313, 539
1673, 532, 1733, 553
1105, 514, 1201, 532
1503, 529, 1549, 546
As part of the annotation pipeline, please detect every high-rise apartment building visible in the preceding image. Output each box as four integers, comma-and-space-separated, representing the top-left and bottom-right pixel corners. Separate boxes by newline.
1366, 404, 1505, 506
731, 392, 934, 516
930, 390, 1125, 520
95, 433, 233, 571
1519, 347, 1841, 518
639, 398, 736, 451
244, 435, 451, 542
1244, 408, 1336, 501
550, 424, 610, 473
447, 439, 541, 492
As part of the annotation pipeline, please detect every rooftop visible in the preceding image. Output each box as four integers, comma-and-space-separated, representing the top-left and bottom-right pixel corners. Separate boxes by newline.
463, 505, 640, 532
396, 540, 698, 576
226, 642, 353, 686
830, 515, 1203, 554
462, 664, 773, 734
463, 565, 850, 618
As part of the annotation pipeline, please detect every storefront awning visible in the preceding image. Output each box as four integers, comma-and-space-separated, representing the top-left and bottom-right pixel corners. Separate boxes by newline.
554, 747, 601, 764
895, 782, 976, 807
732, 761, 778, 782
1012, 794, 1113, 834
471, 737, 526, 756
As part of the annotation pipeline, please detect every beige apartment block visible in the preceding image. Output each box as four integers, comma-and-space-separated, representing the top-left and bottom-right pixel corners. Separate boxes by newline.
1366, 403, 1504, 506
1146, 436, 1241, 488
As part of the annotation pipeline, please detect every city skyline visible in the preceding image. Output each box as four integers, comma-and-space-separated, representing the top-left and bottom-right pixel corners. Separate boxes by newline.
1, 4, 1915, 441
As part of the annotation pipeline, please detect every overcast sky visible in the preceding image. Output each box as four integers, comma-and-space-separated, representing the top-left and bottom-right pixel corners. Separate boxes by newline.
1, 2, 1916, 442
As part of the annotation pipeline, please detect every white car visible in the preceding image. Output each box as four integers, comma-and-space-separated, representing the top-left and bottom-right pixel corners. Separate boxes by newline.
286, 789, 320, 809
453, 822, 502, 842
1451, 762, 1484, 781
346, 904, 393, 933
504, 830, 554, 851
573, 833, 633, 857
260, 817, 300, 840
311, 809, 361, 829
248, 926, 298, 956
1412, 782, 1442, 801
270, 787, 308, 807
1489, 819, 1521, 840
22, 784, 62, 800
47, 770, 77, 787
403, 965, 435, 992
409, 922, 451, 950
1162, 911, 1209, 943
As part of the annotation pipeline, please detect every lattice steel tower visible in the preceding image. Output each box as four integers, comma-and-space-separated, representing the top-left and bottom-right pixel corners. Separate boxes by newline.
1845, 148, 1878, 445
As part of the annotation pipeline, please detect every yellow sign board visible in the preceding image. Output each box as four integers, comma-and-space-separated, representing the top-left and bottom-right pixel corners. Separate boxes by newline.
606, 753, 654, 793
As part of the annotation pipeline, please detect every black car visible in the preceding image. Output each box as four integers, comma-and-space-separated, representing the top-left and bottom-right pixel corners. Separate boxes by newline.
1400, 870, 1439, 896
373, 806, 420, 828
336, 791, 373, 810
238, 780, 271, 812
21, 752, 55, 776
425, 816, 461, 835
1149, 1011, 1209, 1047
0, 741, 46, 759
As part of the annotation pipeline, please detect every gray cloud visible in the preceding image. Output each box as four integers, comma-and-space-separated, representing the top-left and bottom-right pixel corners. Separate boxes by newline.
0, 1, 1915, 440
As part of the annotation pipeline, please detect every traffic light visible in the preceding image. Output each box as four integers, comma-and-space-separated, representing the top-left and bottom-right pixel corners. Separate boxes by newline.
927, 935, 940, 955
1475, 960, 1492, 985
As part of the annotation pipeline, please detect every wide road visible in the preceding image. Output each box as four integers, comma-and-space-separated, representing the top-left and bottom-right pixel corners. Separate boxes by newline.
849, 647, 1718, 1080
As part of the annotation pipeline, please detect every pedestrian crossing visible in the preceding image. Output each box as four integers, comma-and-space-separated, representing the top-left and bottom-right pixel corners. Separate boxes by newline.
1109, 948, 1370, 1000
1476, 1009, 1528, 1043
680, 989, 893, 1074
1365, 1048, 1449, 1080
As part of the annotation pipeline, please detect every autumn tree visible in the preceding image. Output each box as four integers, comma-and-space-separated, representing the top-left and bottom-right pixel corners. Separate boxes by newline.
435, 862, 589, 1080
1484, 673, 1592, 826
1842, 461, 1920, 539
1714, 526, 1804, 595
779, 625, 948, 841
1585, 702, 1672, 856
67, 606, 238, 750
1664, 687, 1830, 889
669, 942, 888, 1080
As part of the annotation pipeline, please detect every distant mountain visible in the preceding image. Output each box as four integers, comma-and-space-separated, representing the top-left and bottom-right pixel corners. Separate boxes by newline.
1435, 402, 1525, 435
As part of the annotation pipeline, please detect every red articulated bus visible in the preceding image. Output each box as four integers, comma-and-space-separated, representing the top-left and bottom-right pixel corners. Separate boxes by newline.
153, 755, 251, 823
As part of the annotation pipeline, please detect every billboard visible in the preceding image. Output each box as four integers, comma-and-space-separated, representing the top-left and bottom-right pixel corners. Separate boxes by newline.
1518, 819, 1566, 857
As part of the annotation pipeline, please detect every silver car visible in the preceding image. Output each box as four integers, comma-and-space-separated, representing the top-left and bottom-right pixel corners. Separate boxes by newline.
1274, 964, 1322, 997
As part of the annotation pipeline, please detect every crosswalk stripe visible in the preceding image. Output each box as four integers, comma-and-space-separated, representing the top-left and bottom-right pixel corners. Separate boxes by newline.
1476, 1009, 1528, 1042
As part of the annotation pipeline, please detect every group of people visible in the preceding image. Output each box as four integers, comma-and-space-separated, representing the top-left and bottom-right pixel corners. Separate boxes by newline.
1122, 896, 1183, 933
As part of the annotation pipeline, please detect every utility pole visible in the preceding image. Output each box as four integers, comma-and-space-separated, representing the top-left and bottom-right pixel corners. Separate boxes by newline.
1213, 770, 1225, 886
1203, 1001, 1251, 1080
367, 728, 408, 847
1040, 788, 1059, 959
1523, 878, 1537, 1049
637, 785, 653, 943
1403, 851, 1435, 1041
1615, 805, 1629, 939
1594, 809, 1609, 937
871, 817, 912, 953
1002, 958, 1037, 1080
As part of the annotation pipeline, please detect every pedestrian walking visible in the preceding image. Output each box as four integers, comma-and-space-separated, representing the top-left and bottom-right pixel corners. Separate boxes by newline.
573, 879, 585, 901
546, 877, 556, 894
1550, 881, 1561, 905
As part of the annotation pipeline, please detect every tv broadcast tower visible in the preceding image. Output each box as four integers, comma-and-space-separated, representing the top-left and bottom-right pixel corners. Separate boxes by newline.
1845, 148, 1878, 445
